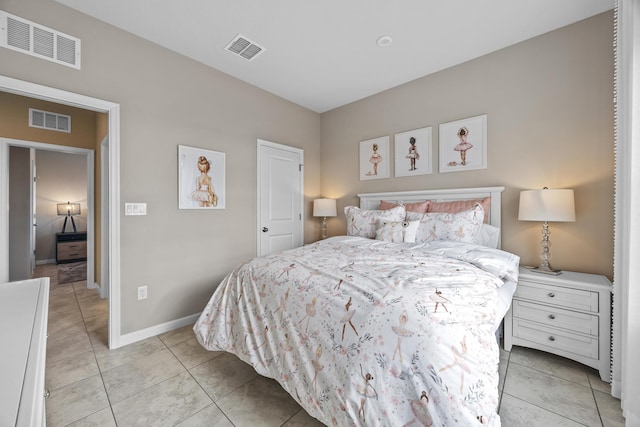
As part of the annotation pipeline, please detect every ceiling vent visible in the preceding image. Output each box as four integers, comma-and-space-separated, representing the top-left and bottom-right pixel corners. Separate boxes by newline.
0, 10, 81, 69
225, 34, 264, 61
29, 108, 71, 133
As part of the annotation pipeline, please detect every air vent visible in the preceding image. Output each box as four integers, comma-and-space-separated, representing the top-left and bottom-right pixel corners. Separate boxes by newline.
225, 34, 264, 61
29, 108, 71, 133
0, 10, 81, 69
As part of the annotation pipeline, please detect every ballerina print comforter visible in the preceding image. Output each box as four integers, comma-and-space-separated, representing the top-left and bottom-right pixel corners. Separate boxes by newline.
194, 236, 519, 426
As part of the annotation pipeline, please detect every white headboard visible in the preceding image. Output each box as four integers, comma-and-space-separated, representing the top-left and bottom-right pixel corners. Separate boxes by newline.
357, 186, 505, 229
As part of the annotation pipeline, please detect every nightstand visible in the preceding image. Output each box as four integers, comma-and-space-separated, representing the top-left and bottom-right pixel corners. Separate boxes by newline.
504, 267, 612, 382
56, 232, 87, 264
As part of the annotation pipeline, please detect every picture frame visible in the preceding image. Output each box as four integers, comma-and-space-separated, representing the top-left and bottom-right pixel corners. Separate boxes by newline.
394, 126, 433, 177
359, 136, 390, 180
178, 145, 226, 209
439, 114, 487, 173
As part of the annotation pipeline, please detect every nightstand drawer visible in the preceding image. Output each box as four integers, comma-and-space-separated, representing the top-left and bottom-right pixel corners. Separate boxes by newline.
516, 280, 598, 312
57, 241, 87, 261
512, 300, 599, 336
513, 318, 599, 359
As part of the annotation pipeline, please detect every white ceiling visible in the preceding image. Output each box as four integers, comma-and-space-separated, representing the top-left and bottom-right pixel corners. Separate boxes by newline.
54, 0, 613, 113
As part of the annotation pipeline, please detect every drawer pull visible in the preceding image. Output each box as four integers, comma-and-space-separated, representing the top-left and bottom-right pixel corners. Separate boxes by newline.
548, 336, 556, 342
547, 292, 555, 298
548, 314, 556, 320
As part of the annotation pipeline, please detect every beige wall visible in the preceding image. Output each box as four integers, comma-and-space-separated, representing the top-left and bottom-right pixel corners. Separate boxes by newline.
320, 12, 614, 278
0, 92, 98, 148
0, 0, 321, 334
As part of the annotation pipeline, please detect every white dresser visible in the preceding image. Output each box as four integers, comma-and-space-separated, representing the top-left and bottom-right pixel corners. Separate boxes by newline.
0, 278, 50, 427
504, 268, 611, 382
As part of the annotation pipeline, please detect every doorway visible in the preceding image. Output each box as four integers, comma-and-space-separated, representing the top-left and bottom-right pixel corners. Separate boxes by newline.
0, 75, 122, 349
5, 142, 93, 282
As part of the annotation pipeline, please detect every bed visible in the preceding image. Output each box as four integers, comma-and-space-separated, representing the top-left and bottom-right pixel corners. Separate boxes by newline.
194, 186, 519, 426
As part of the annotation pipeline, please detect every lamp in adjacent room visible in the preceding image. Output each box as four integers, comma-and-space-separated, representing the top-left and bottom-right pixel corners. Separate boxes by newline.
57, 201, 81, 233
313, 198, 337, 240
518, 187, 575, 275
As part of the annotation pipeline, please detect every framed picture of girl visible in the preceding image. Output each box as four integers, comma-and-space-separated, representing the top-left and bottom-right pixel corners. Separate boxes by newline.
394, 126, 433, 177
438, 114, 487, 173
359, 136, 390, 180
178, 145, 226, 209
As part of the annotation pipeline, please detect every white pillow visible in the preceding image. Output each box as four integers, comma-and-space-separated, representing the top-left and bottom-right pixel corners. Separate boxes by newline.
345, 205, 406, 239
407, 203, 484, 244
478, 224, 501, 249
375, 220, 420, 243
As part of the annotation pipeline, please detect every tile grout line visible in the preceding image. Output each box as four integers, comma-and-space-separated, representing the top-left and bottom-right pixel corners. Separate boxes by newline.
160, 332, 236, 426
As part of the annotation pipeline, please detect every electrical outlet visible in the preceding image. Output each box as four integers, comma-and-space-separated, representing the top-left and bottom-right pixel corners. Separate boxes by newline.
137, 286, 148, 300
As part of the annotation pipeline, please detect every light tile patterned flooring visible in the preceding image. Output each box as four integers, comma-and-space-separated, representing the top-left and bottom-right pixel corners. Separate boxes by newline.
37, 264, 625, 426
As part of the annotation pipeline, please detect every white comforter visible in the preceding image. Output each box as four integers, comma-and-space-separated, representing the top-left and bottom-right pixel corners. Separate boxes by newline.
194, 236, 519, 426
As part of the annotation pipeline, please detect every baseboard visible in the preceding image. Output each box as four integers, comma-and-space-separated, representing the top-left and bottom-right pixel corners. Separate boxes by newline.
117, 312, 202, 348
36, 259, 56, 265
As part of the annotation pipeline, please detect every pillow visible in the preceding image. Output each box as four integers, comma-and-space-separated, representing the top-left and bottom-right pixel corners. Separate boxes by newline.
407, 203, 484, 244
427, 197, 491, 224
344, 205, 406, 239
375, 220, 420, 243
478, 224, 501, 249
379, 200, 430, 213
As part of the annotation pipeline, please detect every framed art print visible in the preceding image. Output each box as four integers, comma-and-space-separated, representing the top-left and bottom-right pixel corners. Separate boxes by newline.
439, 114, 487, 173
178, 145, 226, 209
394, 126, 433, 177
359, 136, 390, 180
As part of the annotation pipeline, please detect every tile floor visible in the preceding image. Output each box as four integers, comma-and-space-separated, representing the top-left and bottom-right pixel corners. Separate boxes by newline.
37, 264, 625, 426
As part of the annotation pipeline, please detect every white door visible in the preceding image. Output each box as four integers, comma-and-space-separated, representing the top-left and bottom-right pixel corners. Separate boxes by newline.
257, 140, 303, 256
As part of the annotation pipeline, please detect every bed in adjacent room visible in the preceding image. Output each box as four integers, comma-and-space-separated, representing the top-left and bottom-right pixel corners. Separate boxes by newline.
194, 186, 519, 426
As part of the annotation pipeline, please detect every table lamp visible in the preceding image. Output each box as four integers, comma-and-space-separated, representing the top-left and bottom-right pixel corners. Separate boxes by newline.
313, 198, 337, 240
518, 187, 575, 275
57, 201, 81, 233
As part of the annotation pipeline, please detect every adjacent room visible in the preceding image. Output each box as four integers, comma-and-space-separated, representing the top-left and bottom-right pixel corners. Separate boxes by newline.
1, 0, 637, 426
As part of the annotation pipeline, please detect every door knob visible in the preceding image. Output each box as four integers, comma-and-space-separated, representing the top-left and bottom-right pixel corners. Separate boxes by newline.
262, 227, 269, 232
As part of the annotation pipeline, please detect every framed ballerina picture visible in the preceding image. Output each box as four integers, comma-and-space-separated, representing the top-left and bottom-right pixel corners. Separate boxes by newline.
438, 114, 487, 173
359, 136, 390, 180
178, 145, 226, 209
394, 126, 433, 177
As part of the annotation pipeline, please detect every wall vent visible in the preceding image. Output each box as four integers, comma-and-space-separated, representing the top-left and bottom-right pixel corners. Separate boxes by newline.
225, 34, 264, 61
29, 108, 71, 133
0, 10, 81, 69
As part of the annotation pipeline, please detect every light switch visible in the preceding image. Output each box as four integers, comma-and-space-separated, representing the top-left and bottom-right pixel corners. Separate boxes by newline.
125, 203, 147, 216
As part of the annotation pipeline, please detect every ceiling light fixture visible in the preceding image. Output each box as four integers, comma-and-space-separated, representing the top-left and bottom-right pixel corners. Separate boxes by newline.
376, 35, 393, 47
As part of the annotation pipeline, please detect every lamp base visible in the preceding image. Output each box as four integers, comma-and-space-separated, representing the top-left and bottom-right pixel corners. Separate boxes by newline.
321, 217, 328, 240
61, 215, 77, 233
530, 221, 562, 275
526, 265, 563, 275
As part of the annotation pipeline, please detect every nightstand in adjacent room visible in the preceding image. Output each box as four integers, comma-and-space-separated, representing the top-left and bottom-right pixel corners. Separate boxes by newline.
55, 232, 87, 264
504, 267, 612, 382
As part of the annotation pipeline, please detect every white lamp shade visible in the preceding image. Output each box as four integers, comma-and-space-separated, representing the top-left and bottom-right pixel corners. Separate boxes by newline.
518, 189, 575, 222
313, 198, 337, 217
57, 202, 81, 216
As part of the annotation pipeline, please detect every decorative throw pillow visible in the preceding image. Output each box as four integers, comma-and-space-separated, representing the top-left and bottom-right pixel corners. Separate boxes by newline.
427, 197, 491, 224
379, 200, 430, 213
344, 205, 406, 239
375, 220, 420, 243
408, 203, 484, 244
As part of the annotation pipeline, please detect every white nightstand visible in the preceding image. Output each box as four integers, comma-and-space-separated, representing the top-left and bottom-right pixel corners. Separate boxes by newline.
504, 267, 612, 382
